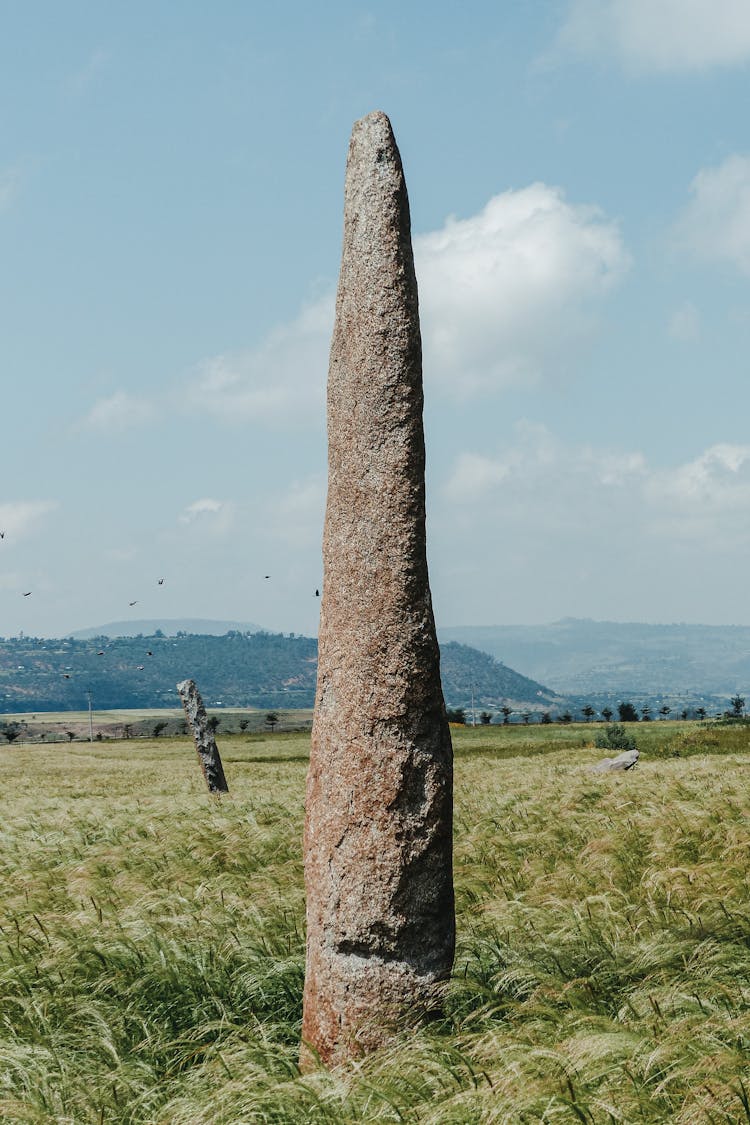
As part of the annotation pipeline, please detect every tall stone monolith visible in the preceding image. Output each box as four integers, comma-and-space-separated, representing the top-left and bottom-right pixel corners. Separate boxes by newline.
302, 110, 454, 1067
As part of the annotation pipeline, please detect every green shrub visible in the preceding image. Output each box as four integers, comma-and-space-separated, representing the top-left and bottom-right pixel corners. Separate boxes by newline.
595, 722, 637, 752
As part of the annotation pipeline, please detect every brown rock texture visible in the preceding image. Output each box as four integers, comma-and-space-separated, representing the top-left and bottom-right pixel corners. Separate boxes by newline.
302, 110, 454, 1066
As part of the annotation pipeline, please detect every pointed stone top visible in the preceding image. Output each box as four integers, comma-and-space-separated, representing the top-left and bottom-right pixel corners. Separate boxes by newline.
337, 109, 414, 323
347, 109, 401, 175
350, 109, 395, 148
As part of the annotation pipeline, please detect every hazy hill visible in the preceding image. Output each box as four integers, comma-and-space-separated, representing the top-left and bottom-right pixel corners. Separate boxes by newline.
0, 630, 561, 715
70, 618, 261, 639
439, 619, 750, 696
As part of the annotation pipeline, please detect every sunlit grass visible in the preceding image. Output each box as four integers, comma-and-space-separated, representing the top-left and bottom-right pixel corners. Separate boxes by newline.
1, 723, 748, 1122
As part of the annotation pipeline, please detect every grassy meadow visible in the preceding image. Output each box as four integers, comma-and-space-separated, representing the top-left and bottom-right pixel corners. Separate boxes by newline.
1, 720, 749, 1123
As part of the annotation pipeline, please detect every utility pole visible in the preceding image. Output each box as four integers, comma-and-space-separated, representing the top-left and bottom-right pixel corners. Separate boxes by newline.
87, 690, 93, 742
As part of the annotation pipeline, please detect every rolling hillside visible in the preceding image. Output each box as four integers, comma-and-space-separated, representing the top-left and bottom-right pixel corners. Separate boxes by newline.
0, 629, 562, 715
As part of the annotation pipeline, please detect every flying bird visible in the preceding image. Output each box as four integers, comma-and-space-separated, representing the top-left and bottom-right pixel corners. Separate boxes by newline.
0, 531, 4, 538
264, 575, 270, 579
62, 674, 71, 679
22, 591, 31, 597
146, 650, 153, 657
157, 578, 164, 585
97, 651, 105, 656
315, 589, 320, 597
129, 601, 138, 606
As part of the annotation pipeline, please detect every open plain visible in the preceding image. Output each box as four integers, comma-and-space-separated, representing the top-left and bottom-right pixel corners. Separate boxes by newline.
2, 720, 749, 1122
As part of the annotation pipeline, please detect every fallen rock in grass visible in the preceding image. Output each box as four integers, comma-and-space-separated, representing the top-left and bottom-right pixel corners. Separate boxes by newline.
591, 748, 640, 773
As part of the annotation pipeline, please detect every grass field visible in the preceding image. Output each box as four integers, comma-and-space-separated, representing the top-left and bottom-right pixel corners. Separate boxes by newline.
1, 721, 749, 1122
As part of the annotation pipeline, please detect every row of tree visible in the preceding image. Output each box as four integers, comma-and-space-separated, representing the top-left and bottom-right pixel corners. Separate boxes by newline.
446, 695, 746, 726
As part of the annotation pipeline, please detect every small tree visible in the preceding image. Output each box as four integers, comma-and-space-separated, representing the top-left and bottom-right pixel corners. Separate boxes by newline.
1, 722, 22, 744
618, 702, 639, 723
500, 706, 512, 725
696, 707, 707, 721
152, 720, 168, 738
582, 705, 595, 722
122, 723, 132, 740
66, 730, 76, 743
560, 711, 572, 724
540, 712, 552, 724
522, 711, 531, 725
445, 708, 466, 724
731, 694, 745, 717
479, 711, 492, 725
265, 712, 279, 733
641, 706, 652, 722
239, 718, 250, 732
601, 707, 614, 723
659, 705, 671, 720
595, 723, 637, 753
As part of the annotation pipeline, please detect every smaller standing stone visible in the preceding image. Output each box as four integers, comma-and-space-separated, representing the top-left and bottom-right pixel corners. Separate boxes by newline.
177, 678, 229, 793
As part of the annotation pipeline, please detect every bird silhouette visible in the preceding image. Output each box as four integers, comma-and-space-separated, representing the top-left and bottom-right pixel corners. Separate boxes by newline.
315, 589, 320, 597
146, 650, 153, 657
129, 601, 138, 606
62, 674, 71, 679
97, 651, 105, 656
0, 531, 4, 538
157, 578, 164, 585
264, 575, 270, 579
22, 591, 31, 597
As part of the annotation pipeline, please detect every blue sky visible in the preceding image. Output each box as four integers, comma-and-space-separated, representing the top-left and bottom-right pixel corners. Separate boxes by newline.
3, 0, 750, 638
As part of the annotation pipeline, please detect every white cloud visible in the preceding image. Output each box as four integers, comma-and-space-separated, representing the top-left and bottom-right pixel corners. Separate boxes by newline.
80, 390, 156, 431
442, 425, 646, 509
558, 0, 750, 72
674, 155, 750, 275
429, 429, 750, 625
414, 184, 629, 394
179, 498, 233, 529
0, 500, 57, 540
442, 429, 748, 548
647, 443, 750, 524
668, 301, 701, 342
182, 297, 332, 425
181, 184, 627, 420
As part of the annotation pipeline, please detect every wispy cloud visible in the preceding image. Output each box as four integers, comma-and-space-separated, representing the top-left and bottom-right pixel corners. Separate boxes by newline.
429, 428, 749, 624
182, 298, 332, 426
557, 0, 750, 73
79, 391, 156, 431
65, 48, 110, 97
646, 444, 750, 540
181, 182, 628, 422
0, 500, 57, 540
673, 154, 750, 275
179, 498, 235, 532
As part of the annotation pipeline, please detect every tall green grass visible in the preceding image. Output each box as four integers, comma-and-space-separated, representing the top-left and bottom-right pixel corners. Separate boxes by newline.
1, 724, 748, 1122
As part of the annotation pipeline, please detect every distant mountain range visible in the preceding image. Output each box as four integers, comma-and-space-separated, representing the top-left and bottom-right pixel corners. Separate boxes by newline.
439, 619, 750, 697
0, 627, 562, 715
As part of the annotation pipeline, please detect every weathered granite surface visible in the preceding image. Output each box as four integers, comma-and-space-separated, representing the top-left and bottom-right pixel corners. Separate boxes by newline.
176, 678, 229, 794
302, 110, 454, 1066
